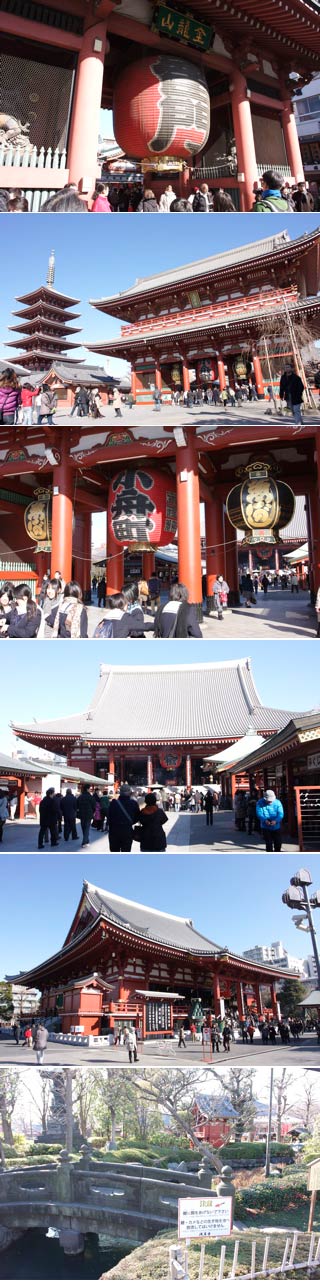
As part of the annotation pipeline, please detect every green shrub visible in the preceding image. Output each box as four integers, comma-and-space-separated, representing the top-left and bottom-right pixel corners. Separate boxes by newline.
220, 1142, 294, 1162
235, 1171, 308, 1218
28, 1143, 63, 1155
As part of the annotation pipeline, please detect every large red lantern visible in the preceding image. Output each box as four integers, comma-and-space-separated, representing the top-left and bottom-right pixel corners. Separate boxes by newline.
108, 467, 177, 550
113, 56, 210, 161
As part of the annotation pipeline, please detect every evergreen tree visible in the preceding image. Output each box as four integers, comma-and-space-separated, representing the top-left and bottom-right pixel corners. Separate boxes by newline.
279, 979, 307, 1017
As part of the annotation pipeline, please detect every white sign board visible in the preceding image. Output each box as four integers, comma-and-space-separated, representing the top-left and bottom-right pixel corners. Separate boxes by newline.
178, 1196, 232, 1241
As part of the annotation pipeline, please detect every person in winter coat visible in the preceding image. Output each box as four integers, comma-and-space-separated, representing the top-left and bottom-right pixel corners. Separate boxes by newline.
20, 383, 39, 425
113, 388, 122, 417
0, 583, 15, 635
122, 583, 149, 637
125, 1027, 138, 1063
279, 366, 305, 425
61, 789, 78, 842
213, 576, 229, 620
204, 789, 214, 826
33, 1024, 48, 1065
94, 592, 149, 639
256, 790, 284, 852
253, 172, 291, 212
74, 387, 90, 417
136, 792, 168, 851
108, 784, 140, 852
91, 182, 112, 213
159, 184, 177, 211
37, 385, 57, 425
77, 786, 95, 847
6, 585, 42, 638
153, 583, 202, 638
192, 183, 211, 212
0, 369, 21, 424
38, 788, 60, 849
137, 189, 159, 212
46, 582, 88, 638
0, 790, 9, 842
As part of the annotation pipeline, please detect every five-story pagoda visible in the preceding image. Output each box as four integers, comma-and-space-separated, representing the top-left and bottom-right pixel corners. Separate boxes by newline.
5, 252, 83, 371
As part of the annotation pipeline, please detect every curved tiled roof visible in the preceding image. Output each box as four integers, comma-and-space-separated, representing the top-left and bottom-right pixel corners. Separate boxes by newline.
82, 881, 222, 954
13, 659, 294, 746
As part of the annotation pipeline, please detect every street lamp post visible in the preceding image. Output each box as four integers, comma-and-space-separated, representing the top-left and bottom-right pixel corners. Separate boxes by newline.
282, 868, 320, 990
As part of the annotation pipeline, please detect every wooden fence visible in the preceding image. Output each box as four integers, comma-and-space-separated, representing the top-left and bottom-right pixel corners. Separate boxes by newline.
169, 1231, 320, 1279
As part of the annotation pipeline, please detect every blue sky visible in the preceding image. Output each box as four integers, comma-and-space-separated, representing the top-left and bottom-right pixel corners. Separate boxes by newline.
1, 851, 320, 977
2, 638, 320, 757
1, 214, 318, 376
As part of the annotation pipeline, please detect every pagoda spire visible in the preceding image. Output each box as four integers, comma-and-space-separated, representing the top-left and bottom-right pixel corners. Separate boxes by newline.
47, 250, 55, 288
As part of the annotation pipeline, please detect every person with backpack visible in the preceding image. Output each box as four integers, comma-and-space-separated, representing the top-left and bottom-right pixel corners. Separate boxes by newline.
252, 172, 291, 212
153, 583, 202, 638
137, 188, 159, 212
108, 783, 140, 852
279, 365, 305, 426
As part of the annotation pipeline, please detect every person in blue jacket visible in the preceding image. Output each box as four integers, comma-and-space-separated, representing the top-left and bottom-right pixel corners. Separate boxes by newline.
256, 790, 284, 852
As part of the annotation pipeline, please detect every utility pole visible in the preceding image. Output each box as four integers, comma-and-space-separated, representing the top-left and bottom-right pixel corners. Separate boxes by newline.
64, 1069, 74, 1154
265, 1068, 274, 1178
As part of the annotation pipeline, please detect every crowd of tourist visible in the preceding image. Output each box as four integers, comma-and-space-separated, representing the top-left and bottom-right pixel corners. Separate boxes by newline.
1, 172, 319, 213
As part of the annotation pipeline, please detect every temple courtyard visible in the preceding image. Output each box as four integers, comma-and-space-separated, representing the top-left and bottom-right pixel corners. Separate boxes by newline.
2, 811, 299, 854
81, 591, 316, 640
53, 403, 320, 428
0, 1032, 317, 1067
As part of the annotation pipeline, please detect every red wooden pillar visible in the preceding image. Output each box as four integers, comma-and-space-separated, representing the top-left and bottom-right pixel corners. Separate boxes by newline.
50, 455, 74, 584
155, 364, 162, 392
236, 981, 245, 1021
217, 355, 226, 392
176, 433, 202, 616
213, 974, 221, 1018
252, 348, 264, 398
107, 524, 124, 595
270, 982, 278, 1018
281, 97, 305, 181
182, 358, 190, 394
67, 13, 110, 191
230, 67, 258, 211
205, 496, 226, 606
147, 755, 153, 788
224, 510, 239, 605
82, 511, 92, 600
35, 551, 49, 593
143, 550, 155, 581
109, 755, 115, 777
186, 754, 192, 789
131, 367, 137, 400
18, 778, 25, 821
254, 983, 262, 1016
227, 360, 235, 391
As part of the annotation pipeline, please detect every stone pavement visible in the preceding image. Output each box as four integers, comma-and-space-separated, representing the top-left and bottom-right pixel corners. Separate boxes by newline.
83, 591, 316, 640
2, 809, 299, 854
53, 403, 320, 429
0, 1032, 318, 1067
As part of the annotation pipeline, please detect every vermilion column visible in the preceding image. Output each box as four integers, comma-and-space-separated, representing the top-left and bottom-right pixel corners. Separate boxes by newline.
236, 980, 245, 1021
67, 16, 109, 190
106, 525, 124, 595
109, 756, 115, 776
281, 99, 304, 181
186, 754, 192, 789
308, 483, 320, 594
254, 983, 262, 1016
205, 496, 226, 608
213, 974, 221, 1018
50, 456, 74, 584
217, 355, 226, 391
131, 367, 137, 399
252, 348, 264, 398
230, 67, 258, 211
147, 755, 153, 788
82, 511, 92, 601
155, 364, 162, 392
143, 550, 155, 581
270, 981, 278, 1019
224, 510, 239, 605
176, 433, 202, 616
182, 359, 190, 394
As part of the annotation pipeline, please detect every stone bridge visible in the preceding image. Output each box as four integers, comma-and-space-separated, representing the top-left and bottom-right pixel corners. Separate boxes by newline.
0, 1151, 215, 1255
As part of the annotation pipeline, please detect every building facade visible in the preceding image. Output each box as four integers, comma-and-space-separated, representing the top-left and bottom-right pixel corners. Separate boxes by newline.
8, 880, 295, 1037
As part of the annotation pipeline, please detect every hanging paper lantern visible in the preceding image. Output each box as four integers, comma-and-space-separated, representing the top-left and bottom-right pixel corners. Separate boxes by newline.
113, 56, 210, 161
108, 467, 177, 549
24, 488, 52, 551
226, 461, 295, 546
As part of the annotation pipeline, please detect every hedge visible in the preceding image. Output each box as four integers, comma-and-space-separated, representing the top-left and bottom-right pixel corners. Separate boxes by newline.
235, 1171, 307, 1217
220, 1142, 295, 1162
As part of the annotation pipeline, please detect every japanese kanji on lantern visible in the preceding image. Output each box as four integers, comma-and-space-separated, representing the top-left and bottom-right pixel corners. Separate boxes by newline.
226, 460, 295, 546
108, 468, 177, 549
112, 55, 210, 163
24, 489, 52, 552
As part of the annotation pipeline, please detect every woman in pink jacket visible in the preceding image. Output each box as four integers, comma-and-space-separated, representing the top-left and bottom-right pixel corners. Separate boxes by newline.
0, 369, 21, 425
91, 182, 113, 213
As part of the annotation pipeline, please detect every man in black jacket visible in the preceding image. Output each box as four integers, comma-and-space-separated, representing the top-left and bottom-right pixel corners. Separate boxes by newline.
77, 786, 95, 847
38, 788, 60, 849
279, 365, 305, 425
61, 789, 78, 842
108, 784, 140, 852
